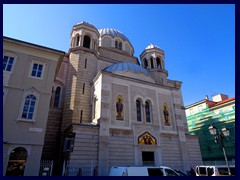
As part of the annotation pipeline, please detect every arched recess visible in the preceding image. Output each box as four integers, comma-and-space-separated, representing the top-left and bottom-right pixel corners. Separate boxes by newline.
145, 100, 152, 123
143, 58, 148, 69
156, 57, 161, 69
116, 95, 124, 120
75, 34, 80, 47
138, 132, 157, 145
83, 35, 91, 48
136, 98, 143, 122
5, 147, 28, 176
54, 86, 61, 108
163, 103, 170, 126
150, 57, 154, 69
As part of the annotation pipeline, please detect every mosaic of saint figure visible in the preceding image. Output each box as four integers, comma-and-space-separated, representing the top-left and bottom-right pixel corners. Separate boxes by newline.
163, 103, 170, 125
116, 96, 123, 120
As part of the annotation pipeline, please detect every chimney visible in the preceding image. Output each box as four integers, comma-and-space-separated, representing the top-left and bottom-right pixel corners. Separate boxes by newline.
212, 94, 228, 102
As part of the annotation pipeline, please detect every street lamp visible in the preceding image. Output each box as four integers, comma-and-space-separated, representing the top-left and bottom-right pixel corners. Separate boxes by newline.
208, 125, 231, 176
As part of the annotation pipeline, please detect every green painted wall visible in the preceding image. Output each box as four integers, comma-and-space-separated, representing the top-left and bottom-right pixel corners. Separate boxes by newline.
186, 104, 235, 162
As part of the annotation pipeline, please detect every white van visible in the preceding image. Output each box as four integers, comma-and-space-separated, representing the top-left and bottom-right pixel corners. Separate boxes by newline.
195, 165, 235, 176
109, 166, 180, 176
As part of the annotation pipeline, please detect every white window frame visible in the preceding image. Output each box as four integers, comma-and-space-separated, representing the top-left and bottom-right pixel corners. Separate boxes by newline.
17, 88, 40, 123
3, 51, 17, 74
29, 59, 46, 80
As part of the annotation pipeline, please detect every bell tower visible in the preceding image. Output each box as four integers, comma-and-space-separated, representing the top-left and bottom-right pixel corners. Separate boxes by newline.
63, 21, 100, 127
140, 44, 168, 85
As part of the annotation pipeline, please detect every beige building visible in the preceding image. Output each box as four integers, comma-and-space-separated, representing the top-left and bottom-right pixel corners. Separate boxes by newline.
3, 37, 65, 176
43, 21, 202, 176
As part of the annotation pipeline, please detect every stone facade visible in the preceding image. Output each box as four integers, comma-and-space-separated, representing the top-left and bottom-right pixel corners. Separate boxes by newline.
42, 21, 202, 176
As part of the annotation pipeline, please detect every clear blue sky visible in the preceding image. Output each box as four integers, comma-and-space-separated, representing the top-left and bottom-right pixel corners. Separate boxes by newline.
3, 4, 235, 106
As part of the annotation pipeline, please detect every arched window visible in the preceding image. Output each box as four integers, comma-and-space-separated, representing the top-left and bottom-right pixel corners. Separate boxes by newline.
144, 59, 148, 69
156, 57, 161, 69
115, 41, 118, 49
119, 42, 122, 50
150, 57, 154, 69
83, 35, 91, 48
76, 35, 80, 46
116, 95, 124, 120
6, 147, 28, 176
54, 87, 61, 108
136, 99, 142, 122
145, 101, 152, 123
21, 94, 36, 120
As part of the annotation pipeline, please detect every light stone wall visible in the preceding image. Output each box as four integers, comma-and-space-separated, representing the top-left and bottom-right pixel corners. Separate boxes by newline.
3, 37, 64, 176
70, 125, 99, 167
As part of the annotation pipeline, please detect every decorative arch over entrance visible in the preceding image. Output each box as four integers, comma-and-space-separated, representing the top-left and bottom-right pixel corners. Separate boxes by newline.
5, 147, 28, 176
138, 131, 157, 145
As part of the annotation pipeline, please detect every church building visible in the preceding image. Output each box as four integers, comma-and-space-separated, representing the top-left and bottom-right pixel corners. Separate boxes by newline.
42, 21, 202, 176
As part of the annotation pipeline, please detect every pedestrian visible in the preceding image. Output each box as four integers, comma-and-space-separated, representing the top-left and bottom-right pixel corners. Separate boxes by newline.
188, 167, 196, 176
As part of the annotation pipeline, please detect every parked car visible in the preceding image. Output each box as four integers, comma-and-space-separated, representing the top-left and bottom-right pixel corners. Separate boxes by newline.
109, 166, 180, 176
195, 165, 235, 176
174, 169, 188, 176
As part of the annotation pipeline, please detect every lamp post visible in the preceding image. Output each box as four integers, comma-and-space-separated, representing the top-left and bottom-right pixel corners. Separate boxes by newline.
208, 125, 231, 176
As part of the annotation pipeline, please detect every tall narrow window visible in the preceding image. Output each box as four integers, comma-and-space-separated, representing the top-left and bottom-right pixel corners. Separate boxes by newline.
76, 35, 80, 46
3, 56, 14, 72
145, 101, 151, 123
83, 35, 91, 48
84, 58, 87, 69
136, 99, 142, 122
115, 41, 118, 49
82, 83, 85, 94
150, 57, 154, 69
156, 57, 161, 69
80, 110, 83, 123
54, 87, 61, 108
144, 59, 148, 69
21, 95, 36, 120
119, 42, 122, 50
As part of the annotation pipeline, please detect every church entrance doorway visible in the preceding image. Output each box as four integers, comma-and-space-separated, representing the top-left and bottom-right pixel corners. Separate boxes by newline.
142, 151, 155, 166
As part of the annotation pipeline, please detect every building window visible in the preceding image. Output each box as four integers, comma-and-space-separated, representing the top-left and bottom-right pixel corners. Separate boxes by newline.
143, 59, 148, 69
31, 63, 43, 78
80, 110, 83, 123
3, 56, 15, 72
76, 34, 80, 46
145, 101, 152, 123
119, 42, 122, 50
82, 83, 85, 94
150, 57, 154, 69
84, 58, 87, 69
5, 147, 28, 176
54, 87, 61, 108
115, 41, 118, 49
136, 99, 142, 122
156, 57, 161, 69
21, 94, 36, 120
83, 35, 91, 48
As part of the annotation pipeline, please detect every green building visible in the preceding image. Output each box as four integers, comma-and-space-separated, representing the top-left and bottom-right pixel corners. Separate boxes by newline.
185, 94, 235, 165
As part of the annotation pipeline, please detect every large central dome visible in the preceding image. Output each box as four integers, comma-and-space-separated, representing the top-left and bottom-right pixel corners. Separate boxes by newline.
104, 62, 150, 75
98, 28, 129, 42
